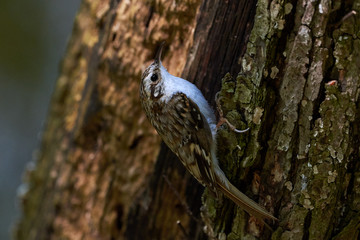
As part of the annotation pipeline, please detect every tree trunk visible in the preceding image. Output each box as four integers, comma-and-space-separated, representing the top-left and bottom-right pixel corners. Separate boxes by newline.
15, 0, 360, 240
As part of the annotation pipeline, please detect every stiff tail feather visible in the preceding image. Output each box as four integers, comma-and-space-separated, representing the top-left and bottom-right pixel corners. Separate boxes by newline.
216, 180, 277, 222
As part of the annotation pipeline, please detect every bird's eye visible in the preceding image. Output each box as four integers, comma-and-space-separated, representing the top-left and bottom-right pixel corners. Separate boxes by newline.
151, 73, 158, 82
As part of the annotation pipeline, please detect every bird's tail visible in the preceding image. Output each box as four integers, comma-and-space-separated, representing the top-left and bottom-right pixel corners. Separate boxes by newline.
216, 178, 277, 222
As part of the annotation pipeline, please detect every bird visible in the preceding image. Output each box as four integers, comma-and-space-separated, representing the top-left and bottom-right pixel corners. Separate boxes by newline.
139, 43, 277, 222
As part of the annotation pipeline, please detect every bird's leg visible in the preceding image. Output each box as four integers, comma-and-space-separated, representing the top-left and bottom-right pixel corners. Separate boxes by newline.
215, 92, 249, 133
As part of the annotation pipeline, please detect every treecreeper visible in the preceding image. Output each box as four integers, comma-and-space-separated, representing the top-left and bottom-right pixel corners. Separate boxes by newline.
139, 43, 277, 225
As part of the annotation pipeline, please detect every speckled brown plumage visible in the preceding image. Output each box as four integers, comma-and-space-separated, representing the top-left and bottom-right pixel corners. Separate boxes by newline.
139, 44, 277, 222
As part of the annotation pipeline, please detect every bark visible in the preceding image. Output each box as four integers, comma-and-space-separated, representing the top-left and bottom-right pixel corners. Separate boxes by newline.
15, 0, 202, 239
210, 0, 360, 239
126, 1, 257, 239
15, 0, 360, 240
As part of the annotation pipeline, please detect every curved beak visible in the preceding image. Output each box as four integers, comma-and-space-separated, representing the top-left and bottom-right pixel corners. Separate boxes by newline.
154, 42, 165, 64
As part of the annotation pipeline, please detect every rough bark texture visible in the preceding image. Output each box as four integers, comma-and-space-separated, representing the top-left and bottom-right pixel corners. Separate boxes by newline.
15, 0, 360, 240
126, 1, 257, 239
209, 0, 360, 239
15, 0, 202, 239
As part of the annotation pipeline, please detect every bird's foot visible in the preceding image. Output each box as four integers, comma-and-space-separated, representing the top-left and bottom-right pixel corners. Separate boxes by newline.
215, 92, 249, 133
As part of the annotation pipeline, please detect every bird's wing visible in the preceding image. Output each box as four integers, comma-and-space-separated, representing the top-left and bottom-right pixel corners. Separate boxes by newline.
166, 92, 218, 191
166, 93, 277, 222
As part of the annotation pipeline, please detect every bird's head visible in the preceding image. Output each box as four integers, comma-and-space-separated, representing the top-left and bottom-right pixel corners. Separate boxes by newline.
140, 43, 165, 100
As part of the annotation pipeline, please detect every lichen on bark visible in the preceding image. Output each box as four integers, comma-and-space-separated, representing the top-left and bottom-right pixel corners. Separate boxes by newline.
204, 0, 360, 239
14, 0, 360, 239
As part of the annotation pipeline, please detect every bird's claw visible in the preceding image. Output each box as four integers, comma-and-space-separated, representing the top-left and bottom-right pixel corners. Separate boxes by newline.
215, 92, 249, 133
233, 127, 250, 133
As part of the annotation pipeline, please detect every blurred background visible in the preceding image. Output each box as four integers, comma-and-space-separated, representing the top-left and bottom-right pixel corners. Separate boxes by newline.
0, 0, 81, 239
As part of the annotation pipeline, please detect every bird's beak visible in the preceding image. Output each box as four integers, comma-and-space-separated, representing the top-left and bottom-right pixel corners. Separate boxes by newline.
154, 42, 165, 64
